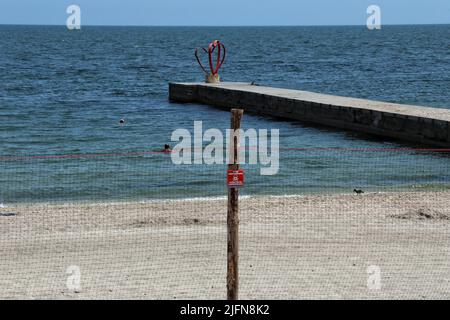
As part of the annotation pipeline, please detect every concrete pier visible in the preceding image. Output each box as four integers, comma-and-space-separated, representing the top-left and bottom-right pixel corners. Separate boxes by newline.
169, 82, 450, 147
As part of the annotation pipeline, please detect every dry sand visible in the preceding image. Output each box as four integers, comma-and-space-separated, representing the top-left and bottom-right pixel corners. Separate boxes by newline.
0, 191, 449, 300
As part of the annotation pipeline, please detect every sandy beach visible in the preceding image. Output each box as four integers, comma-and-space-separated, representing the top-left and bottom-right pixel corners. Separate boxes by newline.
0, 191, 449, 300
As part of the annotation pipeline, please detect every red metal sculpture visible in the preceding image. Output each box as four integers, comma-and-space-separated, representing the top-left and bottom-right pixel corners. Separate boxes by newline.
195, 40, 226, 83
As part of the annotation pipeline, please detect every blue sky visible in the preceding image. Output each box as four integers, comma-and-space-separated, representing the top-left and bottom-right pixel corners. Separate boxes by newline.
1, 0, 449, 26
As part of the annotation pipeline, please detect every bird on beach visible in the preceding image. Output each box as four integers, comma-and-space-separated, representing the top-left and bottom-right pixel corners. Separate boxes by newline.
353, 189, 364, 195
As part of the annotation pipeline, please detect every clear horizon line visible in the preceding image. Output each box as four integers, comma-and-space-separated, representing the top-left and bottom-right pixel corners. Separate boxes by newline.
0, 22, 449, 28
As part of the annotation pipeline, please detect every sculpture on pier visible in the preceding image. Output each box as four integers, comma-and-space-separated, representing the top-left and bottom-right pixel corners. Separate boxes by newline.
195, 40, 226, 83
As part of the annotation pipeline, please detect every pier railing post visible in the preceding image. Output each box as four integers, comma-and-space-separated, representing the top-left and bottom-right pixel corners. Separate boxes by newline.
227, 109, 244, 300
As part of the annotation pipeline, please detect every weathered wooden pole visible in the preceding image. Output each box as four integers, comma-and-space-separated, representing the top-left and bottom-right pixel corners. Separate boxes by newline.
227, 109, 243, 300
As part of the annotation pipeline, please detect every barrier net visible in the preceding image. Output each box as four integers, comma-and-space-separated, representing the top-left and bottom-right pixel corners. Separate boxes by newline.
1, 146, 449, 299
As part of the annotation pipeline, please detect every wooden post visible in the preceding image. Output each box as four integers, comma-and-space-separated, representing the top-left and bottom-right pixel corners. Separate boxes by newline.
227, 109, 243, 300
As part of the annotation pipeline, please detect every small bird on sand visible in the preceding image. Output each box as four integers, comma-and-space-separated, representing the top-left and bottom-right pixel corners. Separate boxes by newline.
353, 189, 364, 195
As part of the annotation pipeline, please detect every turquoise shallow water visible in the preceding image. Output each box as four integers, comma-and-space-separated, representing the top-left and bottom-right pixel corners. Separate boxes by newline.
0, 25, 449, 203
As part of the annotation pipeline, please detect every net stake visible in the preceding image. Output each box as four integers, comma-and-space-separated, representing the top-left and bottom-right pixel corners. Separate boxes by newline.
227, 109, 243, 300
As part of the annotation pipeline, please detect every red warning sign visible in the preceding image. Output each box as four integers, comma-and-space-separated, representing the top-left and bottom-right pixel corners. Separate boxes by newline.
227, 170, 245, 188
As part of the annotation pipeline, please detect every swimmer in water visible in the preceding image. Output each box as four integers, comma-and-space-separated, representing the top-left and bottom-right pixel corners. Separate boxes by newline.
163, 144, 171, 153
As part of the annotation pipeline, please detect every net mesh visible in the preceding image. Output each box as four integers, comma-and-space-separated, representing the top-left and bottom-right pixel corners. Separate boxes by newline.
0, 148, 449, 299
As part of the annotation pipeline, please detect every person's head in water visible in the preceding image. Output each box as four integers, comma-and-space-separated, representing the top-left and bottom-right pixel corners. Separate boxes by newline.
164, 144, 171, 152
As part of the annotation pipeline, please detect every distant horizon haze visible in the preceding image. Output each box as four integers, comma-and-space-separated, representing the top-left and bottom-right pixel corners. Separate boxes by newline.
1, 23, 450, 28
0, 0, 449, 26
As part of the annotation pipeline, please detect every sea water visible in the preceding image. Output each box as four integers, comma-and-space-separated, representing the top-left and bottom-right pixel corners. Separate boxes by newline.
0, 25, 449, 203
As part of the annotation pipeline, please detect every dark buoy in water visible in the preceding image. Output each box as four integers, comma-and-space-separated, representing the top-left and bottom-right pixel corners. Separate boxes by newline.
119, 119, 125, 124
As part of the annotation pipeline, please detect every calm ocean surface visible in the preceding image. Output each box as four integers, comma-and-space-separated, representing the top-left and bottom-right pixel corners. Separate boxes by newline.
0, 25, 450, 203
